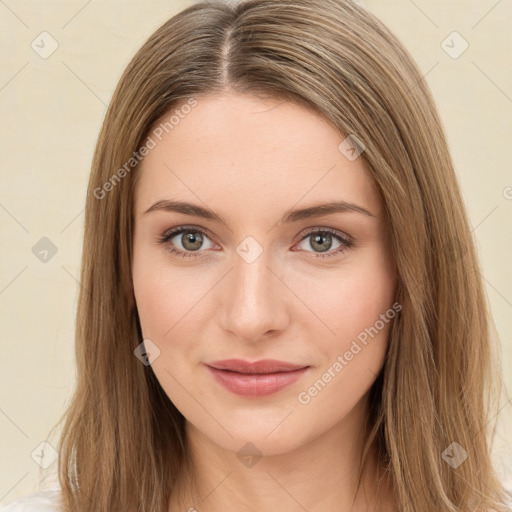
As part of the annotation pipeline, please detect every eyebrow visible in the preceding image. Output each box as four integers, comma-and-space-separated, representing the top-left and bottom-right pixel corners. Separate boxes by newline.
144, 199, 376, 224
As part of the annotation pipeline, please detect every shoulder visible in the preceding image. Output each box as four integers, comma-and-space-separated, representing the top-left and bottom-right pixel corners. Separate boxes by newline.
0, 488, 62, 512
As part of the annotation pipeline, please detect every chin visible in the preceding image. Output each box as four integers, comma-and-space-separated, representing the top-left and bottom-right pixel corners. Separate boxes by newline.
188, 412, 316, 459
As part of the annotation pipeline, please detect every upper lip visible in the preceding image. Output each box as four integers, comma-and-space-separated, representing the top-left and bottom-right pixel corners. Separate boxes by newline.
207, 359, 309, 374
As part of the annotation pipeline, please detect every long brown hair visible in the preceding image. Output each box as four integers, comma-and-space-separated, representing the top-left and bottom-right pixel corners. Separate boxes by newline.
47, 0, 511, 510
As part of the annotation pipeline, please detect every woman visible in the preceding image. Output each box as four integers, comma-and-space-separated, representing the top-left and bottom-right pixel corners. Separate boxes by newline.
3, 0, 511, 511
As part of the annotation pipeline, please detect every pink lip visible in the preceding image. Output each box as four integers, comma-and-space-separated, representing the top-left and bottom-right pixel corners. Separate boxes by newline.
205, 359, 310, 397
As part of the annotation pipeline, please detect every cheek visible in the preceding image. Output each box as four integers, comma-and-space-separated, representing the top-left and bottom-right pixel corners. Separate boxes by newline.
293, 271, 396, 419
296, 246, 397, 380
132, 237, 178, 337
296, 249, 396, 340
133, 264, 193, 338
131, 250, 219, 429
131, 246, 218, 349
132, 262, 170, 337
132, 222, 179, 336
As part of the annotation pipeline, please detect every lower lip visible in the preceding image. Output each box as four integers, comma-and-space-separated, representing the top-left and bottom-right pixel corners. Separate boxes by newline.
206, 366, 310, 397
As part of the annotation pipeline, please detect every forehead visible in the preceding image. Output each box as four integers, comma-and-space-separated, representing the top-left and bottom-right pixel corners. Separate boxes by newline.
134, 92, 381, 217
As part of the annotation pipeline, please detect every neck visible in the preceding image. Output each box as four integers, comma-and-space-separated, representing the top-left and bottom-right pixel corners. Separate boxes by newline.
169, 396, 395, 512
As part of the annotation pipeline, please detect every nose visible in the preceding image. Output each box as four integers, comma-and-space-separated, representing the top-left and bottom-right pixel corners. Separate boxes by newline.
218, 246, 290, 344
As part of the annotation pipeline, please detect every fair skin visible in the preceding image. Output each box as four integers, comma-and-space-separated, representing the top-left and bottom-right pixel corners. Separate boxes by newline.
131, 91, 398, 512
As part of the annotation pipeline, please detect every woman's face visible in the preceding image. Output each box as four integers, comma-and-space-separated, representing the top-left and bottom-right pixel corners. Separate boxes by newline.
132, 91, 398, 456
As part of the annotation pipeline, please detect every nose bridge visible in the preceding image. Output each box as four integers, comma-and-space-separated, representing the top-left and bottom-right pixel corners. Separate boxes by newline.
219, 239, 288, 342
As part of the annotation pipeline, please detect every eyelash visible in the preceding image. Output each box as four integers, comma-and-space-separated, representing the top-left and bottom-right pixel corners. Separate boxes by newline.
157, 225, 354, 260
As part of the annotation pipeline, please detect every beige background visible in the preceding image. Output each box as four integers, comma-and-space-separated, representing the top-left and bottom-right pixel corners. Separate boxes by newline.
1, 0, 511, 505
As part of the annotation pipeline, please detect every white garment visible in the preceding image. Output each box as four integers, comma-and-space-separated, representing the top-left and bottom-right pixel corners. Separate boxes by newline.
0, 487, 62, 512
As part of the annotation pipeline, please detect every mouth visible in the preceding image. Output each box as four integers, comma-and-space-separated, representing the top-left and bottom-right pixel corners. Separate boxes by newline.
205, 359, 310, 397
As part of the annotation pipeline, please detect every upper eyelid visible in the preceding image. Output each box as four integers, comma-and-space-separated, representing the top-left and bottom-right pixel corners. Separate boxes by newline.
163, 225, 217, 244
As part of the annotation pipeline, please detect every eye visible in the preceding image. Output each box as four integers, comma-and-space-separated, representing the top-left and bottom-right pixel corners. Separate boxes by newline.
158, 226, 354, 260
157, 226, 218, 258
294, 228, 353, 259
